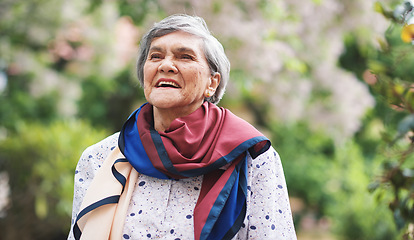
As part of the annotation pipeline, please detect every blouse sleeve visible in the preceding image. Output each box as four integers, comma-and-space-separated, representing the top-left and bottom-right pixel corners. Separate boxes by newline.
239, 146, 297, 239
67, 133, 119, 240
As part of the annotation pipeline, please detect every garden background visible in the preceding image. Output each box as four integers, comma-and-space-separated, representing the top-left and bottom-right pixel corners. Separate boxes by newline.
1, 0, 414, 239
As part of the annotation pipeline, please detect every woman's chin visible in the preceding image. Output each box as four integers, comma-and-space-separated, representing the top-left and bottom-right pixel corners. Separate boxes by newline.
150, 98, 205, 115
147, 93, 202, 109
149, 98, 186, 109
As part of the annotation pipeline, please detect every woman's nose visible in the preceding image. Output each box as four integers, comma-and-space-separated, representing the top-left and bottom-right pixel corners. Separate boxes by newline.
158, 58, 178, 73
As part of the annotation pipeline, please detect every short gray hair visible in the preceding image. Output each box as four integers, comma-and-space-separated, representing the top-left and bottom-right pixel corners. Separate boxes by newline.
136, 14, 230, 104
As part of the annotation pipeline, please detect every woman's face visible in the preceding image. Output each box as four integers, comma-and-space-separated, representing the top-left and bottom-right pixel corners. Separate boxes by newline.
143, 31, 220, 114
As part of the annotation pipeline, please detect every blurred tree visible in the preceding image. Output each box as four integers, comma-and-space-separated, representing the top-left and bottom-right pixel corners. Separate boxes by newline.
0, 73, 59, 132
271, 121, 398, 239
0, 120, 108, 240
77, 67, 145, 131
340, 0, 414, 238
0, 0, 148, 238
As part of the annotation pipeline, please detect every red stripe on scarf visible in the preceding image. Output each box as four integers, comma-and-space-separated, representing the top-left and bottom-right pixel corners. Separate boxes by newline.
193, 154, 244, 239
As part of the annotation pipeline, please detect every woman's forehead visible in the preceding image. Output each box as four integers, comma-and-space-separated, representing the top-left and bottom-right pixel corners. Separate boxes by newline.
150, 31, 204, 51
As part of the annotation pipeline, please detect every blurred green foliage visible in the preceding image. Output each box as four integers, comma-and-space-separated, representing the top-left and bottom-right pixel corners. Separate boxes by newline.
0, 121, 109, 239
272, 122, 335, 209
339, 1, 414, 238
0, 73, 59, 132
271, 122, 398, 239
77, 68, 146, 132
0, 0, 145, 238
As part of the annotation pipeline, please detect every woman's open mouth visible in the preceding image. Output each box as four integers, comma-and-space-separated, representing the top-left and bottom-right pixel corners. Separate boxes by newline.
156, 79, 180, 88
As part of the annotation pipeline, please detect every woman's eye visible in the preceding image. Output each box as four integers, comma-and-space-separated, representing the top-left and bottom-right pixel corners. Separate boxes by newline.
149, 54, 162, 60
181, 54, 194, 60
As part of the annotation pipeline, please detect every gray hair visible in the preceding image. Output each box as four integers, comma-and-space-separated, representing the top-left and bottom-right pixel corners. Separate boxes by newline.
136, 14, 230, 104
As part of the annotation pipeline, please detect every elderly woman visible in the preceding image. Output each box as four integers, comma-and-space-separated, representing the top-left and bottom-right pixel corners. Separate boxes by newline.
68, 14, 296, 240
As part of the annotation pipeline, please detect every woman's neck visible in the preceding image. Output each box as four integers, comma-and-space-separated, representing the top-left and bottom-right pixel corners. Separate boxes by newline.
153, 111, 174, 132
152, 104, 202, 132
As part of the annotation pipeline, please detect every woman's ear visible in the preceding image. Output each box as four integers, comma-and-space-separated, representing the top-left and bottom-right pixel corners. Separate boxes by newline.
204, 72, 221, 98
208, 72, 221, 94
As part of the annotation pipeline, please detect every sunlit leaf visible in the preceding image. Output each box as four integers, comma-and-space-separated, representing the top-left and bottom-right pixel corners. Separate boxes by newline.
35, 194, 48, 219
368, 60, 387, 74
374, 1, 385, 14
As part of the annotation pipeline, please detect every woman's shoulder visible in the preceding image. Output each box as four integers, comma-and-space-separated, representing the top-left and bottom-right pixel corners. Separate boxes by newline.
78, 132, 120, 167
75, 132, 120, 179
83, 132, 120, 154
248, 145, 279, 162
246, 145, 282, 174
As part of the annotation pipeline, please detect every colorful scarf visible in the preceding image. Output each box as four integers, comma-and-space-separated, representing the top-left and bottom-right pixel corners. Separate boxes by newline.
73, 102, 270, 240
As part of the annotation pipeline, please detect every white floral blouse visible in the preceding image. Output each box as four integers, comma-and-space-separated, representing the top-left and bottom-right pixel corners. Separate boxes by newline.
68, 132, 296, 240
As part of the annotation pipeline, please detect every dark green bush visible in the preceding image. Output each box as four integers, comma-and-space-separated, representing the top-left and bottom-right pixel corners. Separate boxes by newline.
0, 120, 109, 240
